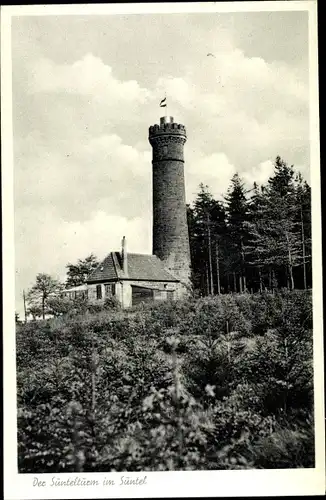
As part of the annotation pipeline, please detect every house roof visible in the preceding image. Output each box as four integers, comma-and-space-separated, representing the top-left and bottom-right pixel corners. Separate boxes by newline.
88, 253, 117, 282
87, 252, 179, 283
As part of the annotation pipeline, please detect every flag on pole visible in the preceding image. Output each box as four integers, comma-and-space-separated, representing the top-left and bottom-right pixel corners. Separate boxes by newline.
160, 97, 167, 107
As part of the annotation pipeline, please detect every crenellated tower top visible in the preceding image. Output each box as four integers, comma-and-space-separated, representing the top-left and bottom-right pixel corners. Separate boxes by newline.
149, 116, 186, 146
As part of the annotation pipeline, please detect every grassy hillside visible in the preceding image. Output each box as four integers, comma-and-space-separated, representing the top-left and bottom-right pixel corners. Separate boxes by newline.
16, 290, 314, 472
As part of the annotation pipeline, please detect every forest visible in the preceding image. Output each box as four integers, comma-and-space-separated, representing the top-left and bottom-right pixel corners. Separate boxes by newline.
16, 157, 314, 471
187, 156, 311, 296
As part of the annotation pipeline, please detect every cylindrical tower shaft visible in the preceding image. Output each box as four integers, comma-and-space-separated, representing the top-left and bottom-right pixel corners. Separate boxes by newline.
149, 116, 191, 291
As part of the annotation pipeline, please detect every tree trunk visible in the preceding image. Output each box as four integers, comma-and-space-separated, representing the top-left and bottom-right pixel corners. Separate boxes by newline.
288, 264, 294, 291
233, 272, 237, 293
23, 290, 27, 323
243, 274, 247, 293
301, 205, 307, 289
216, 241, 221, 295
205, 262, 210, 296
259, 267, 263, 293
268, 267, 272, 290
207, 216, 214, 295
285, 230, 295, 290
239, 275, 243, 294
271, 269, 276, 294
240, 238, 246, 294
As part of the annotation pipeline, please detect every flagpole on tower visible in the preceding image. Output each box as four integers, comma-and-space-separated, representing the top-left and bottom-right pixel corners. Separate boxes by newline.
159, 95, 168, 118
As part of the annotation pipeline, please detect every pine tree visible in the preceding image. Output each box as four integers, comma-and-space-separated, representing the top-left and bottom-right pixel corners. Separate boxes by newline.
244, 183, 270, 292
224, 174, 250, 293
244, 157, 302, 291
188, 184, 227, 296
192, 184, 215, 295
294, 173, 312, 289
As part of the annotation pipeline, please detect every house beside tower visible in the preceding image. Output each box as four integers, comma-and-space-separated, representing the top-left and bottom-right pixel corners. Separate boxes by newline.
86, 115, 192, 308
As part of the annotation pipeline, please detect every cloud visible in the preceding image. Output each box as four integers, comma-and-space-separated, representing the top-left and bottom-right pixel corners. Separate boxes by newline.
156, 46, 309, 170
15, 132, 152, 222
28, 53, 152, 105
15, 208, 151, 313
242, 159, 274, 187
186, 152, 236, 200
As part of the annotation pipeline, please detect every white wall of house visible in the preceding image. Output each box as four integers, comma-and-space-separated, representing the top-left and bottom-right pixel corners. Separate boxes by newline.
87, 282, 118, 302
88, 281, 130, 307
87, 280, 179, 308
120, 282, 132, 308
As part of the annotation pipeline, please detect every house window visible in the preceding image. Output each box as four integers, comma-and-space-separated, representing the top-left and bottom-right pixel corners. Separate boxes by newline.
96, 285, 102, 300
105, 283, 116, 297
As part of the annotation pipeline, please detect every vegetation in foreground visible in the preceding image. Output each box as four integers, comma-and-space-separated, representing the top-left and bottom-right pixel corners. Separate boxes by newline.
17, 290, 314, 472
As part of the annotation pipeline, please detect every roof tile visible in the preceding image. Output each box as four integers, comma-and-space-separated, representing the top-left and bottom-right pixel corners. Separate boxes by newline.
87, 252, 178, 283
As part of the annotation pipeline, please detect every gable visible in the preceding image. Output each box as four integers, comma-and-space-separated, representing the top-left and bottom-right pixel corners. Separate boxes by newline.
87, 253, 118, 282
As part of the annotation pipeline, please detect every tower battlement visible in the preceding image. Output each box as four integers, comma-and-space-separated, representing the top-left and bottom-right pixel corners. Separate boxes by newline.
149, 117, 186, 142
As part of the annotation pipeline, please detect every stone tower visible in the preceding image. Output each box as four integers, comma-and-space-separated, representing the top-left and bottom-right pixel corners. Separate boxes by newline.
149, 116, 191, 295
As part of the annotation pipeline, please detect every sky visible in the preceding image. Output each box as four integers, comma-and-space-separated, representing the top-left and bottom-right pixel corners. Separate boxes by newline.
12, 7, 311, 315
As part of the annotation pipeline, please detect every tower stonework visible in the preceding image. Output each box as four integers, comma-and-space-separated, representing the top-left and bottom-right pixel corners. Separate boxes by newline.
149, 116, 192, 296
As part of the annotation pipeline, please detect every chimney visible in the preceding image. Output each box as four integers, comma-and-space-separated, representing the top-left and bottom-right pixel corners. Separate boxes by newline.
121, 236, 128, 275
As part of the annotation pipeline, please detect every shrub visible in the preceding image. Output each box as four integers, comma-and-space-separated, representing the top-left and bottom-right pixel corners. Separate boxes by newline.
16, 290, 314, 472
250, 423, 314, 468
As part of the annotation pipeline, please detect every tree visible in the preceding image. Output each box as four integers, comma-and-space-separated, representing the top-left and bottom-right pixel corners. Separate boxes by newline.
224, 174, 251, 293
189, 184, 227, 296
210, 199, 227, 294
47, 295, 74, 317
27, 305, 43, 321
66, 254, 99, 288
244, 184, 270, 292
244, 157, 303, 291
27, 273, 63, 319
294, 173, 312, 289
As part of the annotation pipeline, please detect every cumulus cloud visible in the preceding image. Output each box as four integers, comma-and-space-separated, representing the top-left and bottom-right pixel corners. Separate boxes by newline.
28, 53, 152, 105
15, 208, 151, 311
15, 131, 152, 221
156, 45, 309, 170
186, 152, 236, 200
242, 159, 275, 187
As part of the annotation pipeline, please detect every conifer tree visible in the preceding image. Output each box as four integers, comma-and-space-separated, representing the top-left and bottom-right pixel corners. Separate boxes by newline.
244, 183, 270, 292
244, 157, 302, 291
294, 173, 312, 289
188, 184, 227, 295
224, 174, 250, 293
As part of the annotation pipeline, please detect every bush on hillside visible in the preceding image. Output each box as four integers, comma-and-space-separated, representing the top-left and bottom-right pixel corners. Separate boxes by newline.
16, 291, 314, 472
